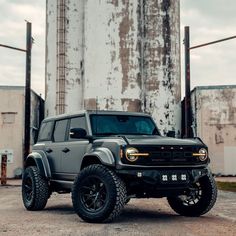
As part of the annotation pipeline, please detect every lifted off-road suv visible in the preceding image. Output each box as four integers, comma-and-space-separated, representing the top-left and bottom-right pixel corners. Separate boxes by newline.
22, 110, 217, 223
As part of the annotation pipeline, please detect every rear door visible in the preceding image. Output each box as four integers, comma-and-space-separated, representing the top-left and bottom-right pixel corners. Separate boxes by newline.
45, 119, 69, 179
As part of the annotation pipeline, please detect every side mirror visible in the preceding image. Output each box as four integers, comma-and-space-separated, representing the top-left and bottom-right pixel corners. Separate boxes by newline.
70, 128, 87, 139
167, 130, 175, 138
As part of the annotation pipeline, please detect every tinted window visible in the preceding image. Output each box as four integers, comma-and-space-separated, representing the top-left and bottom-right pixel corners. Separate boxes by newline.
90, 115, 159, 136
53, 119, 68, 142
69, 116, 87, 140
38, 121, 54, 141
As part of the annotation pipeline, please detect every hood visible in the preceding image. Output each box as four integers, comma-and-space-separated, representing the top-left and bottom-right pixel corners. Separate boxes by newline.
123, 135, 204, 147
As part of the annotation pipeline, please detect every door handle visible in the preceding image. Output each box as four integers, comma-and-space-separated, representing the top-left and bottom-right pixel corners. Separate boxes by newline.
45, 148, 53, 153
62, 147, 70, 153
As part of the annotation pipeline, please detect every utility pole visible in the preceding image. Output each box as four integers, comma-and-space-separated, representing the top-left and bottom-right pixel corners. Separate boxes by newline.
184, 26, 191, 138
24, 22, 32, 162
0, 21, 32, 165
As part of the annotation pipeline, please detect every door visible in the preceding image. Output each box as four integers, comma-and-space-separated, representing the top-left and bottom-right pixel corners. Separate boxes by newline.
46, 119, 68, 179
61, 115, 89, 179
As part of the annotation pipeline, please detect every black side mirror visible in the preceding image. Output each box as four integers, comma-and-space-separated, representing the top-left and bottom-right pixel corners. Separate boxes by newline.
167, 130, 175, 138
70, 128, 87, 139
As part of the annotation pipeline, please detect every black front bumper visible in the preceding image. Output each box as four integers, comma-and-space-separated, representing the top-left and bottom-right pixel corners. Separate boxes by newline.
116, 167, 209, 187
116, 167, 210, 198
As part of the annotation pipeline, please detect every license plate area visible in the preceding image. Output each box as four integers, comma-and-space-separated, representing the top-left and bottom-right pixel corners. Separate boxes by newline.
160, 171, 189, 184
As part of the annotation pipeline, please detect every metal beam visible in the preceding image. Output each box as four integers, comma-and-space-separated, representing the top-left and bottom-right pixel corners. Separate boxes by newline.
190, 35, 236, 50
0, 43, 26, 52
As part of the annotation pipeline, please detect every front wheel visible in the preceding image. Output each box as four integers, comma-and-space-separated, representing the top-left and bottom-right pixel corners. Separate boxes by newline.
167, 174, 217, 217
22, 166, 49, 211
72, 164, 127, 223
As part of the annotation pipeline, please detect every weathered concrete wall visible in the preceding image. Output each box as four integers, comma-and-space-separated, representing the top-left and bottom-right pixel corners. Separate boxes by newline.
0, 86, 43, 178
142, 0, 181, 136
83, 0, 142, 111
46, 0, 181, 135
191, 86, 236, 175
64, 0, 84, 113
45, 0, 57, 117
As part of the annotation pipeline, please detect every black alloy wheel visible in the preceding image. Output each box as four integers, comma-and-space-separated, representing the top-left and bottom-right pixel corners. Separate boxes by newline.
22, 166, 49, 211
80, 176, 108, 212
72, 164, 127, 223
167, 174, 217, 217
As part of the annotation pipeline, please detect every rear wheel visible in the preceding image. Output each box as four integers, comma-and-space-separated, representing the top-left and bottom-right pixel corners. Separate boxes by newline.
167, 174, 217, 217
22, 166, 49, 210
72, 164, 127, 223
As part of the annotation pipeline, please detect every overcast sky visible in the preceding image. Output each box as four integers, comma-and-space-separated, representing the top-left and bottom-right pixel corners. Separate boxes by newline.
0, 0, 235, 98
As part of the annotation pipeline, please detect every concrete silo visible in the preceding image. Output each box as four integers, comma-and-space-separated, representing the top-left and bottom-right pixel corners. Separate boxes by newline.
45, 0, 181, 136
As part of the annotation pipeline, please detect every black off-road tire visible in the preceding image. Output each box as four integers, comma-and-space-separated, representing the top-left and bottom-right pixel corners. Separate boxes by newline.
72, 164, 127, 223
167, 174, 217, 217
22, 166, 49, 211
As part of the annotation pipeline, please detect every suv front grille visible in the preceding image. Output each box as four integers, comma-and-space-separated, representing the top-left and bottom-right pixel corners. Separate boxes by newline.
124, 145, 204, 166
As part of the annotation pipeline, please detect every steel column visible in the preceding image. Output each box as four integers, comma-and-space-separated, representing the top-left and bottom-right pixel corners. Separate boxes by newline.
1, 154, 7, 185
24, 22, 32, 162
184, 26, 191, 138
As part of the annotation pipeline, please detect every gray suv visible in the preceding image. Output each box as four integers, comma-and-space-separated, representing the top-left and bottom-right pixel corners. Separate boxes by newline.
22, 110, 217, 223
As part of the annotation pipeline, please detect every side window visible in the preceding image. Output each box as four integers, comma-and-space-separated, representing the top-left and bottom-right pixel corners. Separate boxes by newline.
38, 121, 54, 141
53, 119, 68, 142
69, 116, 87, 140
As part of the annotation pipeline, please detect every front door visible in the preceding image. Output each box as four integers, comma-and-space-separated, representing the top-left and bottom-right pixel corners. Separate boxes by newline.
60, 115, 89, 180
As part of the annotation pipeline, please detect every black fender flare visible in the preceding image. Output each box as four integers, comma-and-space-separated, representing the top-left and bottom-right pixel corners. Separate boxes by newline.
83, 147, 116, 167
25, 151, 51, 178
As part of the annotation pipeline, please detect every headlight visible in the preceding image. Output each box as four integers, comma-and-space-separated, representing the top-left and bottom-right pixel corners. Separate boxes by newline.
125, 147, 149, 162
198, 148, 208, 161
193, 148, 208, 161
125, 148, 139, 162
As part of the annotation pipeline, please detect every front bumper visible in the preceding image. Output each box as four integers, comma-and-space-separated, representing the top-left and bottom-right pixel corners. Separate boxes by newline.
116, 167, 210, 186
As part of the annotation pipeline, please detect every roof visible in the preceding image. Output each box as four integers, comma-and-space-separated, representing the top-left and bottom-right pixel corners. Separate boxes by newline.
191, 85, 236, 94
0, 85, 42, 99
43, 110, 151, 122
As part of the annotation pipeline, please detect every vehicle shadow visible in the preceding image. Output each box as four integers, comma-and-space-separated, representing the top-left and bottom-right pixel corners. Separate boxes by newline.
44, 203, 180, 223
44, 204, 74, 215
117, 206, 179, 223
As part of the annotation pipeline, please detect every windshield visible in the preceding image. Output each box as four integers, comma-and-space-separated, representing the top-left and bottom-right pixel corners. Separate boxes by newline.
90, 114, 159, 136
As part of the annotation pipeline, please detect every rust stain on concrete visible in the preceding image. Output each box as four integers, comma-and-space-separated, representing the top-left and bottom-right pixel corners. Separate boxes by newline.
122, 98, 142, 112
119, 1, 134, 93
84, 98, 99, 110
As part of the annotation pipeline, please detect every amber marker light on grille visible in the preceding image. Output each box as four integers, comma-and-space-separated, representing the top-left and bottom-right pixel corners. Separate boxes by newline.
129, 153, 149, 157
120, 148, 124, 159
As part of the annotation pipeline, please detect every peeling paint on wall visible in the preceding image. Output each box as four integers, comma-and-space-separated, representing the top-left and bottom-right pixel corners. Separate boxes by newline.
191, 86, 236, 175
46, 0, 181, 135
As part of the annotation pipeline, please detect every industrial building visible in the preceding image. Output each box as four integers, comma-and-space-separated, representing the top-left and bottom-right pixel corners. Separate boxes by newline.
0, 86, 44, 178
45, 0, 181, 136
44, 1, 235, 175
191, 85, 236, 175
